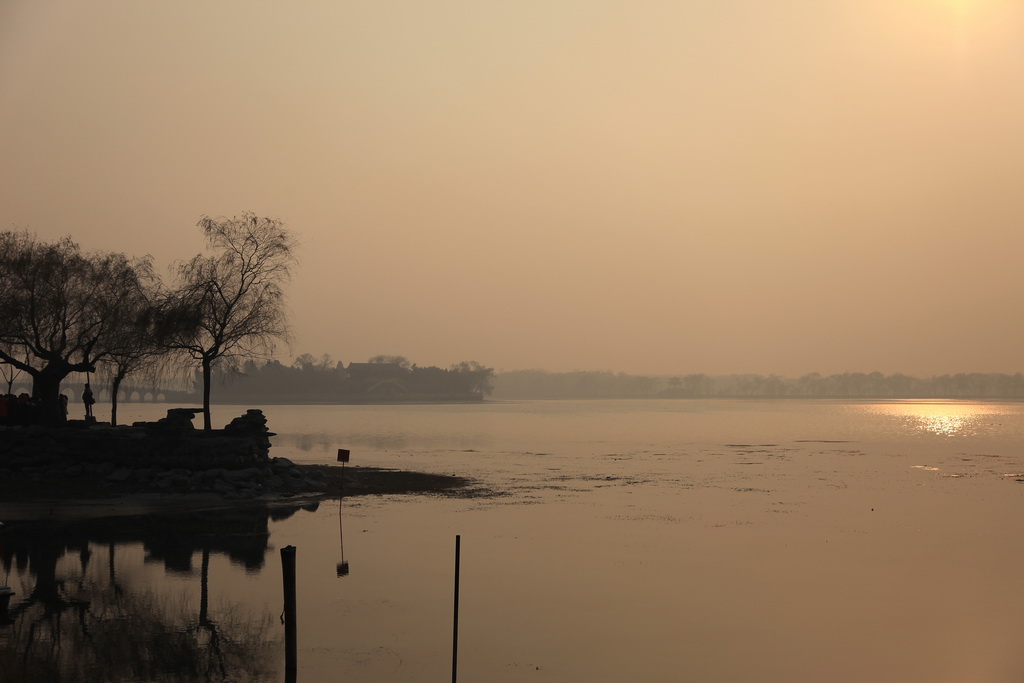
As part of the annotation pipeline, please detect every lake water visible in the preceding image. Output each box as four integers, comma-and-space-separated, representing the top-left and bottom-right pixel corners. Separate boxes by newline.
4, 399, 1024, 682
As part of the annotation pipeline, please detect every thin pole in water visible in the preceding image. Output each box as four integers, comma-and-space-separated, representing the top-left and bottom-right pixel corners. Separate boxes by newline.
281, 545, 297, 682
337, 497, 349, 577
452, 534, 461, 683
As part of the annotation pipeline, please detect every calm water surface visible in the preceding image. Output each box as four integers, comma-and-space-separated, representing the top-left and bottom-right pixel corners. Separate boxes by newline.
4, 399, 1024, 682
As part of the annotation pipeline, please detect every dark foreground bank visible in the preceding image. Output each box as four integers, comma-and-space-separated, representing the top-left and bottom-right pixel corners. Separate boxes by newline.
0, 408, 489, 520
0, 463, 484, 522
0, 463, 475, 503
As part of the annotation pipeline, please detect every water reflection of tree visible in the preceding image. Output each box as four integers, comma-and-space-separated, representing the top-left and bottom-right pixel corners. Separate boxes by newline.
1, 565, 273, 681
0, 504, 314, 682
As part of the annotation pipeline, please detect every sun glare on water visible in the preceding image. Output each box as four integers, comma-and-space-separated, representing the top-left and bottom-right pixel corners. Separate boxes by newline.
861, 401, 1011, 438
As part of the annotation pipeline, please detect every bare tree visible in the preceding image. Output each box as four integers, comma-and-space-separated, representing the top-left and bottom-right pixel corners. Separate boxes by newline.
88, 289, 205, 423
167, 214, 297, 430
100, 271, 197, 426
0, 343, 28, 394
0, 232, 157, 426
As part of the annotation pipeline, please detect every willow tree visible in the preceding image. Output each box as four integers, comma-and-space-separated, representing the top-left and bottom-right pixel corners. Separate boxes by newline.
0, 231, 158, 426
168, 214, 297, 430
101, 284, 189, 427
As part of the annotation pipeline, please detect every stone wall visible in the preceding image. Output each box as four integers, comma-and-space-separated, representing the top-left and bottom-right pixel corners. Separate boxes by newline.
2, 409, 271, 469
0, 409, 328, 499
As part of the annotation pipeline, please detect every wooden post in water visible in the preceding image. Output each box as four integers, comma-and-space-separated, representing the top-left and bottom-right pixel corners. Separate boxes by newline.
452, 534, 461, 683
337, 498, 349, 577
337, 448, 350, 498
281, 545, 298, 681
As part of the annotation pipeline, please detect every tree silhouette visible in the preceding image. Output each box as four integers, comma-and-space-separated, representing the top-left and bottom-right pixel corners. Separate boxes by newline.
166, 214, 297, 430
99, 260, 187, 426
0, 232, 157, 426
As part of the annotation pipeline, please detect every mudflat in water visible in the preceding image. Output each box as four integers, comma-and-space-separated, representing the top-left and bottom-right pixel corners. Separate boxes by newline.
4, 399, 1024, 682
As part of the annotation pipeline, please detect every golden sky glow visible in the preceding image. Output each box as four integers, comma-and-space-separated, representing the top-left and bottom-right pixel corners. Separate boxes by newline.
2, 1, 1023, 374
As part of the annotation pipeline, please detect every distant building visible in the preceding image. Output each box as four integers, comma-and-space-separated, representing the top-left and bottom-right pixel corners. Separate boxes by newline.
344, 363, 410, 397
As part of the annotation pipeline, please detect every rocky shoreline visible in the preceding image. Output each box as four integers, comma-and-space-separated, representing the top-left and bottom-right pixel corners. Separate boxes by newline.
0, 408, 479, 518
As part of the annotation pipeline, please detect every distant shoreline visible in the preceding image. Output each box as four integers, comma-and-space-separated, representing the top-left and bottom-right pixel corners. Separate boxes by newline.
109, 395, 1024, 408
217, 398, 487, 405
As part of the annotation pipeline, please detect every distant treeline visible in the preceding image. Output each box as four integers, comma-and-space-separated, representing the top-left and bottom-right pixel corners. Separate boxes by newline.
82, 367, 1024, 405
490, 370, 1024, 400
206, 355, 494, 403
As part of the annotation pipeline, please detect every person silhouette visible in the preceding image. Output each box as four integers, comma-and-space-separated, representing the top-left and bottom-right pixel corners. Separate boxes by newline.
82, 383, 95, 420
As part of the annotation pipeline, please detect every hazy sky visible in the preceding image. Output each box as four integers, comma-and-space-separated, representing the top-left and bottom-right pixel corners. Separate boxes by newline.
2, 0, 1023, 376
